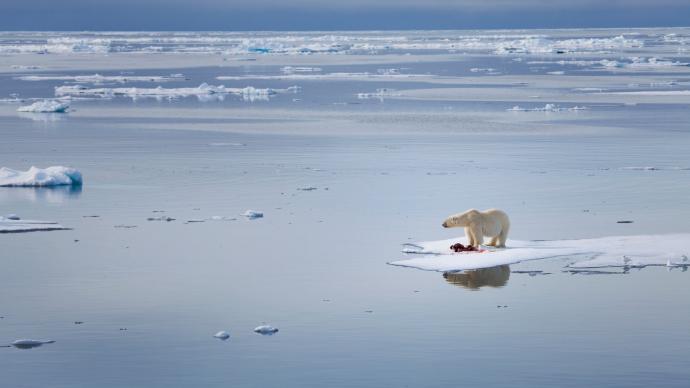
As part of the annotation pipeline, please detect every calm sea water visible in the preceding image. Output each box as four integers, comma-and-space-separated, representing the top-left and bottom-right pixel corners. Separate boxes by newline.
1, 29, 690, 387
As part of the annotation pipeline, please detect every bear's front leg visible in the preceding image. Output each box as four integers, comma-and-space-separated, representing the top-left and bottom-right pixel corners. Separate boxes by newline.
469, 225, 483, 247
465, 227, 475, 246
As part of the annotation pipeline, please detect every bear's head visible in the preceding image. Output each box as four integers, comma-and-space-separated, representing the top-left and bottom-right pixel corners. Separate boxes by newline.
442, 209, 479, 228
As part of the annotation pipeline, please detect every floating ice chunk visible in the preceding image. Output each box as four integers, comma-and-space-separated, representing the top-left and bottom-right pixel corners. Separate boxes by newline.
470, 67, 500, 74
507, 104, 587, 112
281, 66, 322, 74
147, 216, 175, 222
392, 234, 690, 272
17, 100, 69, 113
0, 166, 82, 187
253, 325, 278, 335
11, 339, 55, 349
0, 216, 69, 233
357, 88, 401, 100
17, 73, 186, 83
242, 210, 263, 219
213, 331, 230, 340
297, 186, 317, 191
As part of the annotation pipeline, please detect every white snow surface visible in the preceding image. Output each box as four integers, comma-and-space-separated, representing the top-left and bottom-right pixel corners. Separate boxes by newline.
390, 234, 690, 272
0, 216, 69, 233
0, 166, 83, 187
17, 100, 69, 113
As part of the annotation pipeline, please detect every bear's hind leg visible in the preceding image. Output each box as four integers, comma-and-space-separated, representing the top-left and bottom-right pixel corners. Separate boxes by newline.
487, 236, 499, 247
496, 226, 509, 248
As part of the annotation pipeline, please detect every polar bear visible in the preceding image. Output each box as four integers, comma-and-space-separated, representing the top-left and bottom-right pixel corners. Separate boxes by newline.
442, 208, 510, 248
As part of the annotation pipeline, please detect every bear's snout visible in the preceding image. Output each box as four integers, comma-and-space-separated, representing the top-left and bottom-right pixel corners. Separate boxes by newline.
442, 221, 448, 228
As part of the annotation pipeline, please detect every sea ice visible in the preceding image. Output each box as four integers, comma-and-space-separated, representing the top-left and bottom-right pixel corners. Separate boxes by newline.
242, 210, 264, 219
54, 83, 295, 101
507, 104, 588, 112
17, 100, 69, 113
16, 73, 186, 83
0, 216, 69, 233
391, 234, 690, 272
0, 166, 82, 187
357, 88, 401, 99
213, 331, 230, 340
11, 339, 55, 349
253, 325, 279, 335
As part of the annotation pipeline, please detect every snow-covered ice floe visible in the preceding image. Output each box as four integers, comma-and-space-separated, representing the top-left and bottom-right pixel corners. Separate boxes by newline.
17, 100, 69, 113
0, 216, 69, 233
213, 331, 230, 340
54, 83, 299, 102
0, 166, 82, 187
357, 88, 401, 100
507, 104, 588, 112
390, 234, 690, 272
16, 73, 186, 83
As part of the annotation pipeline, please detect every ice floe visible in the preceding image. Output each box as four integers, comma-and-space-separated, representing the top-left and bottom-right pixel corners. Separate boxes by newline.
507, 104, 588, 112
253, 325, 278, 335
390, 234, 690, 272
10, 339, 55, 349
17, 100, 69, 113
213, 331, 230, 340
54, 83, 298, 102
242, 210, 263, 219
16, 73, 186, 83
0, 216, 69, 233
0, 166, 82, 187
357, 88, 401, 100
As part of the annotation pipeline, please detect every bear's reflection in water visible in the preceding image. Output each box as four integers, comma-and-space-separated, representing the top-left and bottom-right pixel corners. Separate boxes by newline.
443, 265, 510, 290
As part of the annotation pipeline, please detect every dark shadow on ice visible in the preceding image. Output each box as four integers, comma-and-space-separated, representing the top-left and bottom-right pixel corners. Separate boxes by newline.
443, 265, 510, 290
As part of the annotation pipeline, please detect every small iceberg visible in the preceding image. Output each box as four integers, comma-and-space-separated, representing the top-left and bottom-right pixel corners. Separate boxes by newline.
213, 331, 230, 340
0, 215, 69, 233
242, 210, 263, 219
253, 325, 279, 335
0, 166, 82, 187
11, 339, 55, 349
17, 100, 69, 113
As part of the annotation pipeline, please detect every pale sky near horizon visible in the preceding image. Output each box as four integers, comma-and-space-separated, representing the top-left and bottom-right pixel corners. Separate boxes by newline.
4, 0, 690, 30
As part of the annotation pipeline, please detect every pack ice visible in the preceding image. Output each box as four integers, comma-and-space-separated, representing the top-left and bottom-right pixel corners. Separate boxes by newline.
0, 166, 83, 187
390, 234, 690, 272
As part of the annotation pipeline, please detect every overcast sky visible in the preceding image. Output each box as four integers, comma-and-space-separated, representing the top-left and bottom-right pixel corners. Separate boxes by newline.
4, 0, 690, 31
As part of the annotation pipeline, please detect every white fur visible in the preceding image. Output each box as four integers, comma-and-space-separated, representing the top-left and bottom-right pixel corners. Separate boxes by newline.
442, 208, 510, 247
